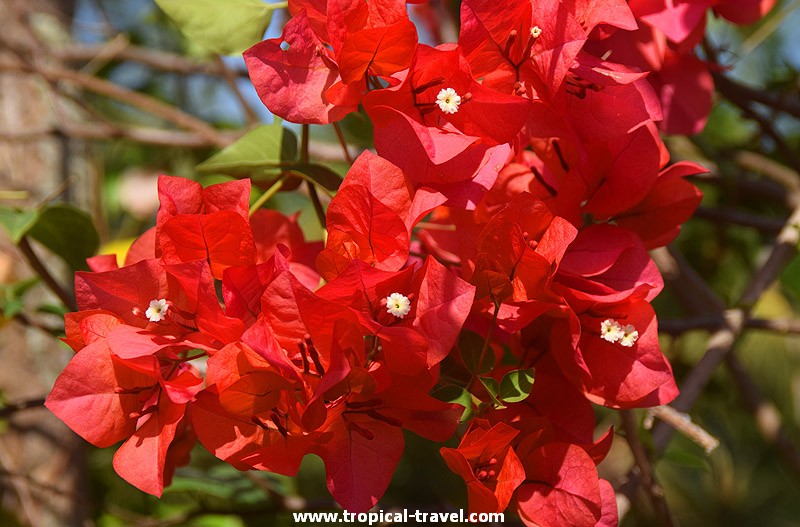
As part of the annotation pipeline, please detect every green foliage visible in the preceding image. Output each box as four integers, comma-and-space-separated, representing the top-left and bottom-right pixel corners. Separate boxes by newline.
0, 207, 38, 243
458, 330, 494, 375
27, 204, 100, 271
478, 376, 504, 407
498, 368, 535, 403
0, 277, 39, 319
432, 385, 474, 422
155, 0, 282, 55
197, 120, 298, 178
0, 203, 99, 270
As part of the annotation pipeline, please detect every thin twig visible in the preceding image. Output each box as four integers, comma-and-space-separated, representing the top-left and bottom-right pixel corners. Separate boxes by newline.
693, 206, 784, 234
620, 410, 677, 527
0, 57, 228, 147
0, 398, 46, 419
300, 125, 327, 229
332, 122, 354, 165
714, 73, 800, 120
249, 175, 289, 216
659, 315, 800, 335
643, 406, 719, 454
0, 123, 240, 148
17, 237, 77, 311
216, 55, 260, 125
724, 353, 800, 479
654, 204, 800, 450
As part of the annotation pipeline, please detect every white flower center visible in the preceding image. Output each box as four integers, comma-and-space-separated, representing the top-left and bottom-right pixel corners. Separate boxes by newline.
530, 26, 542, 38
385, 293, 411, 318
145, 298, 169, 322
436, 87, 462, 114
620, 324, 639, 347
600, 318, 624, 343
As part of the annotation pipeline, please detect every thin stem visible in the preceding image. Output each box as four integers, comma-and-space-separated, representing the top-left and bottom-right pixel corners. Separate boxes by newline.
307, 181, 327, 230
620, 410, 677, 527
18, 236, 77, 311
249, 175, 289, 216
332, 122, 354, 165
725, 352, 800, 480
0, 397, 46, 419
300, 124, 327, 229
216, 55, 260, 125
470, 299, 500, 387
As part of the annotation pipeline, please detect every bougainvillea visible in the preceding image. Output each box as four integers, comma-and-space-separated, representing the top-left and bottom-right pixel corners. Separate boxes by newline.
45, 0, 774, 524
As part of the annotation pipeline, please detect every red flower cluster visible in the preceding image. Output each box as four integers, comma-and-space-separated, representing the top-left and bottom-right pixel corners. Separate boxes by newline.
47, 0, 774, 524
47, 175, 472, 509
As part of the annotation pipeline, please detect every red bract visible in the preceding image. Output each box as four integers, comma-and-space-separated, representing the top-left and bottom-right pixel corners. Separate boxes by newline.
250, 209, 322, 289
316, 375, 462, 512
191, 341, 317, 476
156, 176, 256, 279
440, 420, 525, 514
318, 256, 475, 371
75, 258, 243, 345
363, 44, 528, 208
45, 338, 202, 496
515, 441, 603, 527
244, 12, 361, 124
471, 193, 576, 305
613, 161, 705, 249
318, 151, 446, 279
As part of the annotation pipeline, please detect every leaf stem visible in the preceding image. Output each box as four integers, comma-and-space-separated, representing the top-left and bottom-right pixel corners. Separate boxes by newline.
249, 175, 288, 216
301, 124, 327, 229
471, 298, 500, 388
332, 122, 354, 165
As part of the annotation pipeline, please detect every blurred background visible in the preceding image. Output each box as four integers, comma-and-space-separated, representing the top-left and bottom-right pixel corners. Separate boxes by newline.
1, 0, 800, 525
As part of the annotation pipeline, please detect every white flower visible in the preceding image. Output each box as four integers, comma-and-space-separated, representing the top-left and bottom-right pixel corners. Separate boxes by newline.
530, 26, 542, 38
436, 87, 462, 114
145, 298, 169, 322
620, 324, 639, 347
600, 318, 624, 343
385, 293, 411, 318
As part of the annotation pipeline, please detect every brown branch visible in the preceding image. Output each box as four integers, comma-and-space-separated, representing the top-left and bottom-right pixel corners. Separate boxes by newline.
660, 315, 800, 335
54, 43, 237, 77
17, 237, 77, 311
0, 398, 46, 419
0, 56, 228, 147
644, 406, 719, 454
724, 353, 800, 479
216, 55, 259, 126
694, 206, 784, 234
713, 72, 800, 120
0, 122, 239, 148
332, 122, 354, 165
620, 410, 677, 527
651, 203, 800, 452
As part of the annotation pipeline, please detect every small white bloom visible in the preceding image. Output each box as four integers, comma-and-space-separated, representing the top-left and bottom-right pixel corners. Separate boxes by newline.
620, 324, 639, 347
530, 26, 542, 38
385, 293, 411, 318
436, 87, 462, 114
145, 298, 169, 322
600, 318, 624, 343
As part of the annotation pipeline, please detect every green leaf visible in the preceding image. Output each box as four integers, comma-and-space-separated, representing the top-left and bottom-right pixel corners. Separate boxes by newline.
0, 206, 39, 243
196, 121, 297, 177
288, 164, 343, 193
27, 204, 99, 271
155, 0, 283, 55
499, 368, 535, 403
432, 385, 474, 423
459, 330, 494, 375
479, 377, 505, 408
0, 277, 40, 318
